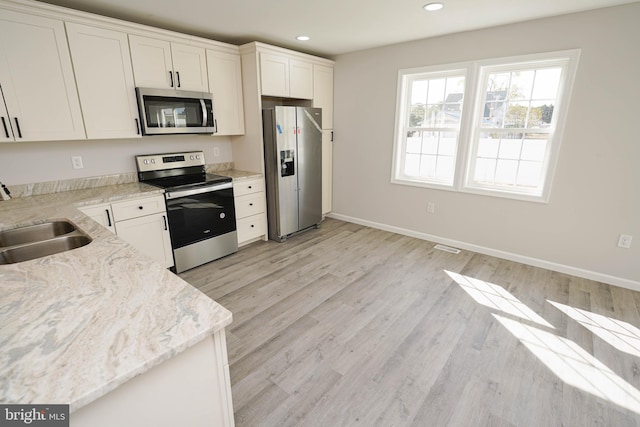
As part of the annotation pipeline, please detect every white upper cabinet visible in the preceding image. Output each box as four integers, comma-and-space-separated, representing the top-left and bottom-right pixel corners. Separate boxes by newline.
289, 59, 313, 99
0, 9, 85, 142
260, 52, 313, 99
0, 99, 11, 143
66, 23, 141, 139
206, 49, 245, 135
313, 64, 334, 130
129, 35, 208, 92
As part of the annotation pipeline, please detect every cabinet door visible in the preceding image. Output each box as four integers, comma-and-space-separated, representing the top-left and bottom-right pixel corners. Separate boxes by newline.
0, 10, 85, 141
313, 64, 334, 129
116, 212, 174, 268
322, 130, 333, 215
79, 203, 116, 234
260, 52, 289, 97
0, 100, 13, 142
206, 49, 245, 135
289, 59, 313, 100
129, 35, 174, 89
66, 23, 141, 139
170, 43, 208, 92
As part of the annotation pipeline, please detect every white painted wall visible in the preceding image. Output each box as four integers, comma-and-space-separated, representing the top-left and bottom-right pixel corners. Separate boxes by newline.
332, 3, 639, 285
0, 135, 233, 185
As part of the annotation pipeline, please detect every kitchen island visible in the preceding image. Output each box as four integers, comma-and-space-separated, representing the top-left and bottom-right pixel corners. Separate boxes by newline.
0, 183, 234, 426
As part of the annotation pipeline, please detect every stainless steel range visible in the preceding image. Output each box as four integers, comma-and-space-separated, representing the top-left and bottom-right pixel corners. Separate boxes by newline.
136, 151, 237, 273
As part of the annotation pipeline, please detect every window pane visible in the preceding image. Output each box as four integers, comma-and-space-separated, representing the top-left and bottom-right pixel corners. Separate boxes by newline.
486, 73, 510, 97
422, 132, 438, 154
528, 101, 554, 128
406, 132, 422, 153
498, 138, 522, 160
439, 133, 457, 155
424, 104, 444, 127
404, 154, 420, 176
517, 161, 543, 187
495, 159, 518, 184
478, 136, 499, 158
474, 158, 496, 183
409, 104, 426, 128
505, 101, 529, 128
532, 68, 562, 99
427, 78, 446, 104
521, 137, 547, 161
419, 155, 438, 178
436, 156, 455, 179
509, 70, 535, 100
411, 80, 428, 105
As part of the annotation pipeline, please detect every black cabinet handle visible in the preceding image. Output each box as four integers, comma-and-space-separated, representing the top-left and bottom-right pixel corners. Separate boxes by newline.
169, 71, 174, 87
248, 186, 252, 189
1, 117, 9, 138
250, 224, 255, 228
138, 206, 143, 210
162, 215, 168, 230
176, 71, 181, 88
135, 118, 140, 135
249, 203, 253, 206
14, 118, 22, 138
106, 209, 112, 227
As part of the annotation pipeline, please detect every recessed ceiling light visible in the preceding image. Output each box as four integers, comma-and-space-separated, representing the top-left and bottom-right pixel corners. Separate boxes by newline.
296, 35, 310, 41
423, 2, 444, 11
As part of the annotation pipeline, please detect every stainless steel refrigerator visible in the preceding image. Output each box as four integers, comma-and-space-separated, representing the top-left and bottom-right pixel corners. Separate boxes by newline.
262, 106, 322, 242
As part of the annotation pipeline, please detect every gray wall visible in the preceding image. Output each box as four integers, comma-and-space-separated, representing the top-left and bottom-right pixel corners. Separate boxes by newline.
331, 3, 639, 286
0, 136, 233, 185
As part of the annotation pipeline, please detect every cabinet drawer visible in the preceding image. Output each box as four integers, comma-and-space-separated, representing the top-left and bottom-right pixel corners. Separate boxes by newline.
111, 194, 166, 222
237, 214, 266, 244
233, 178, 264, 197
235, 193, 265, 219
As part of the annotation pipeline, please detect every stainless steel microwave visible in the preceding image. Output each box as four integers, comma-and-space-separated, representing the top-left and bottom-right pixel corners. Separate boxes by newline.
135, 87, 217, 135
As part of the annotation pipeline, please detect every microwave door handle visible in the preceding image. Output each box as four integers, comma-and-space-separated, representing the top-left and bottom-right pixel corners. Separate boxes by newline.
200, 99, 208, 127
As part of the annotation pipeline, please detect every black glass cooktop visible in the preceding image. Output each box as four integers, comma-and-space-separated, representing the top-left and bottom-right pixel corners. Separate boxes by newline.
144, 173, 231, 191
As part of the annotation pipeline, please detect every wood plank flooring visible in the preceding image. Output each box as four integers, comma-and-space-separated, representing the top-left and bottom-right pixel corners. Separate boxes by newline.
180, 218, 640, 426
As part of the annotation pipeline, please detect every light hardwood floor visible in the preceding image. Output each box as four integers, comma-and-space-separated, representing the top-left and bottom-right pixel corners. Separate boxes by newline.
180, 218, 640, 426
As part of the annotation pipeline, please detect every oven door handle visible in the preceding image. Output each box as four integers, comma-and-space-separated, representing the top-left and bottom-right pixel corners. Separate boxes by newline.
165, 182, 232, 199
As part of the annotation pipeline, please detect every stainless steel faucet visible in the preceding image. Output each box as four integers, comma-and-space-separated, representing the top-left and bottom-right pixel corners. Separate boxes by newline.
0, 181, 12, 201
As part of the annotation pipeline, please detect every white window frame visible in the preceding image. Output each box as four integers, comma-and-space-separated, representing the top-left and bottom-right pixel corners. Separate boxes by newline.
391, 49, 580, 203
391, 62, 473, 190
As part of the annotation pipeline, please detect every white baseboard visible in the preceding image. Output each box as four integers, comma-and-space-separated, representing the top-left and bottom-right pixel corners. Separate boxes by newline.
327, 213, 640, 292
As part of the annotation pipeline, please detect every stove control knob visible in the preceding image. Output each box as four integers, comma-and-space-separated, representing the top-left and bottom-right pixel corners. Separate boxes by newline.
143, 159, 148, 164
196, 155, 201, 159
190, 155, 195, 160
151, 159, 156, 164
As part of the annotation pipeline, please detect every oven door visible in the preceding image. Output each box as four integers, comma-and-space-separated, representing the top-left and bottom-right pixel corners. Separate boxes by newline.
165, 184, 236, 249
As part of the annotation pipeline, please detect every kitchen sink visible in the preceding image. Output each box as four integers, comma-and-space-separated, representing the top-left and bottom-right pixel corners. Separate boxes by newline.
0, 220, 77, 247
0, 220, 92, 265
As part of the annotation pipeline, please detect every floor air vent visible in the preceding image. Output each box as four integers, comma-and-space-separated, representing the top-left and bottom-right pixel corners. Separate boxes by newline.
434, 244, 461, 254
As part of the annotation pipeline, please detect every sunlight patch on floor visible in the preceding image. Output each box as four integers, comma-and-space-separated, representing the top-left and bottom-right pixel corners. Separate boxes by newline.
548, 300, 640, 358
495, 314, 640, 414
445, 270, 553, 328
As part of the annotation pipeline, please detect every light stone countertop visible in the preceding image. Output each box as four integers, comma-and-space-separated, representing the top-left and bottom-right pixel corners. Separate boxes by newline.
0, 182, 233, 411
217, 169, 263, 181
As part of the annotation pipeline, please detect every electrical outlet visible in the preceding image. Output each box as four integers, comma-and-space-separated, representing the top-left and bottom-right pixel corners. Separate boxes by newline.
617, 234, 633, 249
71, 156, 84, 169
213, 147, 220, 157
427, 202, 435, 214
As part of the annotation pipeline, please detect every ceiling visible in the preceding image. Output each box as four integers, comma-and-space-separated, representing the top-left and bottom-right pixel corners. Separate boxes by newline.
35, 0, 640, 58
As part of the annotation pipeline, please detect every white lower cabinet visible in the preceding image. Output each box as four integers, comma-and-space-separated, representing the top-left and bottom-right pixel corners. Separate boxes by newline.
80, 194, 174, 268
233, 177, 267, 246
71, 330, 234, 427
115, 212, 174, 269
78, 203, 116, 234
